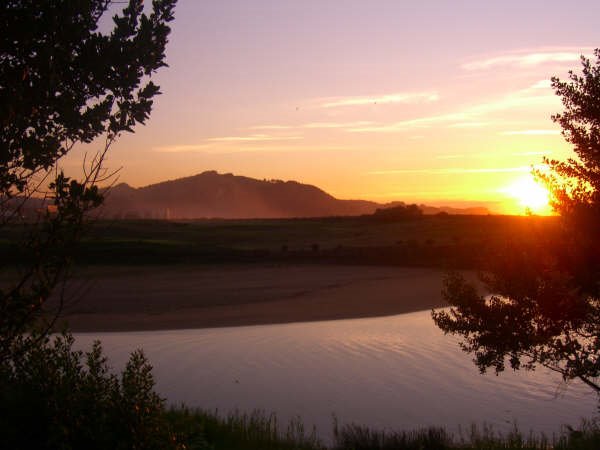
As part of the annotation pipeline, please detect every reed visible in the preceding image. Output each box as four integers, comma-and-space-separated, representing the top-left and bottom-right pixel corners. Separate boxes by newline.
165, 408, 600, 450
166, 407, 325, 450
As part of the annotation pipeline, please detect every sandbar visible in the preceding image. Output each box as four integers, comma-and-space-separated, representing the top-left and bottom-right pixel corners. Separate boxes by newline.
57, 265, 456, 332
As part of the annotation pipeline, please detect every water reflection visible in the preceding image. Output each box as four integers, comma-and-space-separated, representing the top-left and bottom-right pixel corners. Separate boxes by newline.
75, 310, 595, 441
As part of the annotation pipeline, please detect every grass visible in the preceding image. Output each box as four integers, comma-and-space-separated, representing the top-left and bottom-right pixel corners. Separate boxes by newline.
332, 421, 452, 450
164, 408, 600, 450
1, 214, 561, 269
166, 408, 324, 450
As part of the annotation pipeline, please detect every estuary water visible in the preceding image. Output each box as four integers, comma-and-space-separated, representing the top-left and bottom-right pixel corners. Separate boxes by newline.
75, 310, 596, 440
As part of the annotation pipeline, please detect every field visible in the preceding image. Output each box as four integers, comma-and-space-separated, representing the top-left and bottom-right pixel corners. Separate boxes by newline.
1, 214, 558, 331
0, 213, 560, 269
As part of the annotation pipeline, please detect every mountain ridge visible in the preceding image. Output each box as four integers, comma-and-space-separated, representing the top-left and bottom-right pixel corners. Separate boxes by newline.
101, 170, 490, 219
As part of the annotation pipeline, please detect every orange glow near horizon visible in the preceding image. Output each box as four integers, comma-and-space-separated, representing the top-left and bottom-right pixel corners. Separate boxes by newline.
60, 2, 600, 215
502, 175, 553, 215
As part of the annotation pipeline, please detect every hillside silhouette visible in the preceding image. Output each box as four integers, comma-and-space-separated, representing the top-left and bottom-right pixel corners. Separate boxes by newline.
101, 171, 489, 219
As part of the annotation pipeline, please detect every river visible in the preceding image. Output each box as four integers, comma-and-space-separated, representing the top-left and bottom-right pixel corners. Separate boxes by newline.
75, 310, 595, 441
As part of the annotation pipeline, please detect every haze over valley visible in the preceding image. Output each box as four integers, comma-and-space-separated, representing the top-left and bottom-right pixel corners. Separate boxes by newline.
4, 1, 599, 448
101, 170, 490, 219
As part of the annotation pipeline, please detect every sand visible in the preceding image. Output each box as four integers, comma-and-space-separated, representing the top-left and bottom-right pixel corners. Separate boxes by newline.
56, 264, 455, 332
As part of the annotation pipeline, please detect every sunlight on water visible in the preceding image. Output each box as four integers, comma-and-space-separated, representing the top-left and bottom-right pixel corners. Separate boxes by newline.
75, 310, 595, 441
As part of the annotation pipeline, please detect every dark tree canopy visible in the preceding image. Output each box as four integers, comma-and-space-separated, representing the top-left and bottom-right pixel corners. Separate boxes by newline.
0, 2, 187, 448
1, 0, 175, 197
371, 204, 423, 221
433, 50, 600, 397
0, 0, 176, 361
545, 49, 600, 219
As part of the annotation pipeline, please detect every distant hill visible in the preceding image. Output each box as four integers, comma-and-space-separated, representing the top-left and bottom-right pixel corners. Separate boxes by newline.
100, 171, 490, 219
418, 204, 490, 215
382, 201, 490, 216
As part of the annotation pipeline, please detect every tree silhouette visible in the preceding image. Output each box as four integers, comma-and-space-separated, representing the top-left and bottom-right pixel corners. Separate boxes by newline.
433, 50, 600, 397
0, 0, 176, 362
0, 2, 193, 448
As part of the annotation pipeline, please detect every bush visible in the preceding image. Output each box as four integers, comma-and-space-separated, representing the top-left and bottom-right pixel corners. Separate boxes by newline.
166, 408, 324, 450
0, 332, 192, 450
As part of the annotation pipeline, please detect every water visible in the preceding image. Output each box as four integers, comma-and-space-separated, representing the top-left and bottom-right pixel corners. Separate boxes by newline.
75, 310, 596, 440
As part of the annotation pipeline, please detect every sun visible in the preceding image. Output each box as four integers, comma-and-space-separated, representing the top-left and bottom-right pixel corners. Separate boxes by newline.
503, 176, 551, 214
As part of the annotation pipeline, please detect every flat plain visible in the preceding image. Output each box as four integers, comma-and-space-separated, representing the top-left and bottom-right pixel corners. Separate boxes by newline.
2, 214, 556, 331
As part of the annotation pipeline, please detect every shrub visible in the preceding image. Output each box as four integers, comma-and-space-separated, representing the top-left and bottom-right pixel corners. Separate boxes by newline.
0, 332, 191, 450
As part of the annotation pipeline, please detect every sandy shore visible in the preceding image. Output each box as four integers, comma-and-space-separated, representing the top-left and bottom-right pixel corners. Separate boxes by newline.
56, 265, 455, 332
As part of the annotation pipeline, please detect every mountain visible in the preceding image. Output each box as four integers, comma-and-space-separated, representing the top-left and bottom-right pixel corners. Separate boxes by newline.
100, 171, 490, 219
101, 171, 379, 219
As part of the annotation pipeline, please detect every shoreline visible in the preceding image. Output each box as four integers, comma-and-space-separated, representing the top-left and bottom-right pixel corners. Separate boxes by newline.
67, 306, 440, 334
57, 264, 454, 332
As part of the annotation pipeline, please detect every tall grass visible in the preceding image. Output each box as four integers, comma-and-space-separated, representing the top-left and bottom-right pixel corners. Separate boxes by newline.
554, 420, 600, 450
165, 408, 600, 450
332, 420, 452, 449
333, 420, 600, 450
166, 407, 325, 450
455, 423, 553, 449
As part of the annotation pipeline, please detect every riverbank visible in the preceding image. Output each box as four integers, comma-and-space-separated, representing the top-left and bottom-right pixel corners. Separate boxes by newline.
166, 407, 600, 450
57, 265, 456, 332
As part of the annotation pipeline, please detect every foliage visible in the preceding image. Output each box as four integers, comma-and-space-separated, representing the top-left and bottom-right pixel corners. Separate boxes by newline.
165, 408, 324, 450
333, 421, 452, 450
1, 0, 175, 197
0, 0, 176, 360
331, 420, 600, 450
371, 204, 423, 221
543, 49, 600, 220
0, 331, 190, 449
0, 1, 179, 448
1, 215, 547, 271
433, 50, 600, 399
162, 409, 600, 450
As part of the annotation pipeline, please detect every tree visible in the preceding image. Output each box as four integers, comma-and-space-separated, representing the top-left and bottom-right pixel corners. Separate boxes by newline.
432, 50, 600, 398
0, 0, 176, 361
0, 333, 179, 449
371, 204, 423, 221
0, 2, 195, 448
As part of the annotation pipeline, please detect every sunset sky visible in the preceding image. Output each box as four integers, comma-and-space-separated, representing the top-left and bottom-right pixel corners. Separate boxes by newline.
66, 0, 600, 214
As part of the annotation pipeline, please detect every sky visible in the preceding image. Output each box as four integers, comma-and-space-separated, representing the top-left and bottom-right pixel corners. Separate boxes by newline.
66, 0, 600, 214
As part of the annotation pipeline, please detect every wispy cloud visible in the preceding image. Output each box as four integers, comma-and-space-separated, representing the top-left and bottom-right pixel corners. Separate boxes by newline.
207, 134, 302, 142
501, 129, 560, 136
348, 112, 468, 132
248, 121, 374, 131
319, 92, 439, 108
367, 166, 532, 175
511, 150, 552, 156
153, 143, 349, 154
433, 151, 552, 161
302, 121, 373, 129
153, 144, 213, 153
462, 48, 592, 71
447, 121, 491, 128
466, 92, 557, 115
153, 134, 303, 153
248, 125, 295, 130
530, 79, 552, 89
348, 88, 557, 133
369, 190, 500, 199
